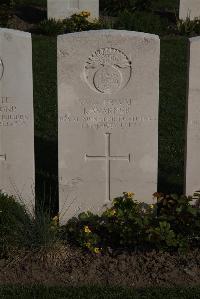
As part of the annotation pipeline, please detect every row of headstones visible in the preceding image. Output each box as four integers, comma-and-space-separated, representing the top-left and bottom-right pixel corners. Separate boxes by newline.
0, 28, 199, 223
47, 0, 200, 21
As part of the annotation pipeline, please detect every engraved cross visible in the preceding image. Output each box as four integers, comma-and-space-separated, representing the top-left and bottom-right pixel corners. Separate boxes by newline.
85, 133, 130, 202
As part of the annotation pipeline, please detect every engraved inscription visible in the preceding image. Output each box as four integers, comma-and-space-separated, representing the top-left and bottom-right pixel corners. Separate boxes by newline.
190, 120, 200, 126
85, 133, 131, 202
84, 48, 132, 94
188, 119, 200, 141
59, 97, 157, 130
0, 97, 29, 127
0, 58, 4, 81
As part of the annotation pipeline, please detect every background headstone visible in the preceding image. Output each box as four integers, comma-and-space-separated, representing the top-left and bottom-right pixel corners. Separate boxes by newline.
179, 0, 200, 20
185, 36, 200, 197
48, 0, 99, 20
0, 29, 35, 212
58, 30, 160, 222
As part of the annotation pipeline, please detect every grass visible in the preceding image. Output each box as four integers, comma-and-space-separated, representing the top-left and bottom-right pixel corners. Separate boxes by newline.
159, 37, 188, 194
1, 286, 200, 299
32, 35, 58, 211
32, 36, 57, 140
152, 0, 179, 11
0, 192, 61, 257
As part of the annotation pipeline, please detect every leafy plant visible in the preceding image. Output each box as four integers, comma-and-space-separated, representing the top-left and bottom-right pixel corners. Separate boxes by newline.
2, 190, 200, 257
147, 221, 178, 249
37, 12, 103, 36
63, 192, 200, 254
63, 192, 154, 253
37, 18, 66, 36
154, 193, 200, 242
64, 11, 102, 33
0, 192, 31, 257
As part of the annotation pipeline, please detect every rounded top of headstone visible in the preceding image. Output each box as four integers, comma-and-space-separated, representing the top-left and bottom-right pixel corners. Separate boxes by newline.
57, 29, 159, 41
189, 36, 200, 43
0, 28, 31, 38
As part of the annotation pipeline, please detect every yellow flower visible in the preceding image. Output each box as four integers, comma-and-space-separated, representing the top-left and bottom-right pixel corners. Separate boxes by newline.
79, 11, 91, 17
128, 192, 134, 197
153, 192, 163, 199
123, 192, 135, 198
109, 209, 116, 216
85, 242, 91, 248
93, 247, 101, 254
113, 198, 118, 204
52, 215, 59, 225
149, 204, 154, 209
84, 225, 92, 233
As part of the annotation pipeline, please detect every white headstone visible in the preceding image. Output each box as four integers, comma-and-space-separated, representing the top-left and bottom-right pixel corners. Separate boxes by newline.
179, 0, 200, 20
58, 30, 160, 222
0, 29, 35, 211
185, 36, 200, 197
48, 0, 99, 20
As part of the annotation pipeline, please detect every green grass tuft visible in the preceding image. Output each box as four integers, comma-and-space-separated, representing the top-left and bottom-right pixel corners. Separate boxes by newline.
0, 285, 200, 299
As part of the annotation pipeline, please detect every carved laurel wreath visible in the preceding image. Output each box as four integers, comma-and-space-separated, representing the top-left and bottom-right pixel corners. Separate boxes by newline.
85, 48, 131, 70
84, 48, 132, 94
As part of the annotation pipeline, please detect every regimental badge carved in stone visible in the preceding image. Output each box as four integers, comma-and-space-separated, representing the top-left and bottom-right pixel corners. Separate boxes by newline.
0, 59, 4, 81
84, 48, 132, 94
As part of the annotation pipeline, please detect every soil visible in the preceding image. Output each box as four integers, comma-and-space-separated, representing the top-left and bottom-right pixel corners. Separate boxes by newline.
1, 246, 200, 287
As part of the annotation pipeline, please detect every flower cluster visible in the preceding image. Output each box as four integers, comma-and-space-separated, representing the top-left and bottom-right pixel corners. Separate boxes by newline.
82, 225, 102, 254
78, 11, 91, 18
52, 215, 59, 225
64, 192, 200, 254
123, 192, 135, 198
84, 225, 91, 234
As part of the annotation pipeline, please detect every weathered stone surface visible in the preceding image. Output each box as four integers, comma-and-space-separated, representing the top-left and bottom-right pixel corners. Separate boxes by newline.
48, 0, 99, 20
0, 29, 34, 212
185, 36, 200, 197
179, 0, 200, 20
58, 30, 160, 222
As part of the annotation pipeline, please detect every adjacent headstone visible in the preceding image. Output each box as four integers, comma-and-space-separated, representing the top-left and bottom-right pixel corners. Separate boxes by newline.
185, 36, 200, 197
48, 0, 99, 20
0, 29, 35, 212
179, 0, 200, 20
58, 30, 160, 223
